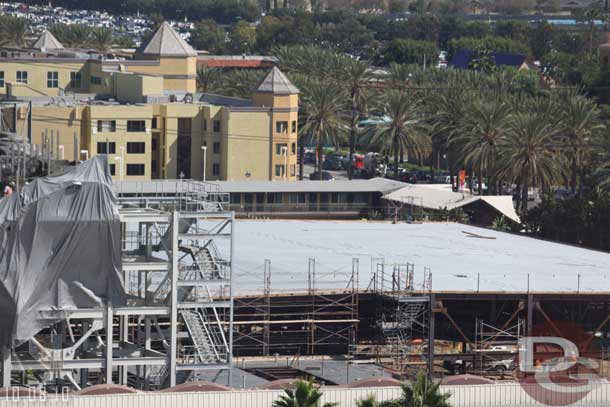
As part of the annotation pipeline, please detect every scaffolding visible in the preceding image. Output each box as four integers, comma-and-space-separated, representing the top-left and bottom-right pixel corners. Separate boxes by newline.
232, 258, 359, 357
1, 181, 234, 391
354, 259, 431, 375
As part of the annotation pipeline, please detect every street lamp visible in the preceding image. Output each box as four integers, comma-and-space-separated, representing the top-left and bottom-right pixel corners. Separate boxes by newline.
80, 150, 89, 161
58, 145, 64, 160
201, 145, 207, 182
281, 146, 288, 180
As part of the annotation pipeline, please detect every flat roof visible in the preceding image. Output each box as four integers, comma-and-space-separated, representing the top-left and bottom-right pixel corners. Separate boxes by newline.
225, 220, 610, 295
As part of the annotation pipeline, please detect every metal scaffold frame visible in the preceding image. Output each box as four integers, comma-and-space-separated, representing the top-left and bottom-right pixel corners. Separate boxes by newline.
1, 189, 234, 391
232, 258, 359, 357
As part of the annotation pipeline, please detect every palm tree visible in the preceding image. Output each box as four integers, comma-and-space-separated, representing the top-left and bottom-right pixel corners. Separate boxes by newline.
396, 371, 451, 407
367, 89, 428, 181
557, 91, 605, 194
340, 58, 371, 179
196, 66, 221, 93
452, 94, 513, 195
356, 394, 401, 407
497, 112, 567, 214
0, 16, 29, 48
272, 380, 337, 407
300, 82, 346, 180
91, 27, 113, 52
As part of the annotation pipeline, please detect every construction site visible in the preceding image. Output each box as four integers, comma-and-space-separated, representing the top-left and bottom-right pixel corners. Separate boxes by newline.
1, 136, 610, 398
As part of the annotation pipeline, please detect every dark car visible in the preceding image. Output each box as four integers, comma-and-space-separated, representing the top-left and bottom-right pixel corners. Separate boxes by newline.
303, 152, 316, 165
322, 158, 344, 171
309, 171, 334, 181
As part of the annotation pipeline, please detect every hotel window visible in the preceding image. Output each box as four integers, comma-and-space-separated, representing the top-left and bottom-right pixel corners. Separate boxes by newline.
292, 120, 297, 133
276, 121, 288, 134
70, 72, 81, 88
47, 71, 59, 88
203, 119, 207, 131
16, 71, 28, 84
0, 72, 4, 87
275, 143, 287, 155
97, 120, 116, 133
290, 164, 296, 177
90, 76, 102, 85
127, 142, 145, 154
127, 120, 146, 132
126, 164, 145, 176
212, 163, 220, 176
213, 141, 220, 154
152, 139, 158, 150
152, 117, 157, 129
109, 163, 116, 176
275, 165, 284, 177
291, 142, 296, 155
97, 142, 116, 154
213, 120, 221, 132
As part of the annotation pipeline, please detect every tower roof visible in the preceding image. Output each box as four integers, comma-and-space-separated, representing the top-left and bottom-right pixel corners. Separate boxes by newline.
255, 67, 299, 95
32, 30, 64, 52
137, 22, 197, 57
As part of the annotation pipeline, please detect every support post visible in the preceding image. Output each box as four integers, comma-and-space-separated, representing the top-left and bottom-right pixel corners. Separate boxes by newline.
527, 294, 534, 335
2, 346, 11, 387
169, 211, 180, 387
228, 212, 235, 386
105, 305, 113, 384
428, 293, 435, 380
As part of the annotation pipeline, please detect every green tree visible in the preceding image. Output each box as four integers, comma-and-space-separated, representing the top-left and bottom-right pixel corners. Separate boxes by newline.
368, 89, 428, 180
395, 371, 451, 407
447, 35, 530, 61
230, 21, 257, 53
196, 66, 221, 93
383, 38, 439, 66
497, 109, 566, 214
191, 19, 226, 54
50, 23, 92, 48
91, 27, 113, 52
300, 82, 347, 179
557, 90, 605, 193
272, 380, 337, 407
340, 58, 371, 179
0, 16, 29, 47
574, 1, 607, 54
453, 94, 514, 195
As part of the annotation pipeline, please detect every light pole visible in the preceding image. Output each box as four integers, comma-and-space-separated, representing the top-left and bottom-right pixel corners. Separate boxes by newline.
80, 149, 89, 161
281, 146, 288, 180
201, 145, 207, 182
58, 145, 64, 160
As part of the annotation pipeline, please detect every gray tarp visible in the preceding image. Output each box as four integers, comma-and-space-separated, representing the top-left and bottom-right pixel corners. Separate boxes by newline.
0, 156, 125, 347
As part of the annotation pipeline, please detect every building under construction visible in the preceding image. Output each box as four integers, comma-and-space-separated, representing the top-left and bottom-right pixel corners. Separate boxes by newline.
0, 156, 234, 390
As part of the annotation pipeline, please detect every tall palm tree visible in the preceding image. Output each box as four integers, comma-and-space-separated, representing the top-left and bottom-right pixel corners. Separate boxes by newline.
497, 112, 567, 214
196, 66, 221, 93
557, 91, 605, 194
396, 371, 451, 407
452, 94, 513, 195
300, 82, 346, 180
91, 27, 113, 52
0, 16, 29, 48
340, 58, 371, 179
368, 89, 428, 181
272, 380, 337, 407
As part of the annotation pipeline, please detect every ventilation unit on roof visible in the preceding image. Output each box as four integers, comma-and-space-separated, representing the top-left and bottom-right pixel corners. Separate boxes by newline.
169, 94, 177, 103
184, 93, 193, 104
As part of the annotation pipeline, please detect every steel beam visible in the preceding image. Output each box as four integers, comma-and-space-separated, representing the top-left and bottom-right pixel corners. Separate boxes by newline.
169, 211, 179, 388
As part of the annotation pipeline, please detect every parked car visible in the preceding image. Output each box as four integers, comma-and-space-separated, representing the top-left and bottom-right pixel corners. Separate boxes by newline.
309, 171, 334, 181
322, 156, 344, 170
303, 152, 316, 165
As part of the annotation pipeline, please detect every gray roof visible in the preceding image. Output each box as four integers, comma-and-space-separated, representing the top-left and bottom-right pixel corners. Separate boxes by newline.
137, 22, 197, 57
256, 67, 299, 95
32, 30, 64, 52
209, 178, 405, 194
223, 220, 610, 295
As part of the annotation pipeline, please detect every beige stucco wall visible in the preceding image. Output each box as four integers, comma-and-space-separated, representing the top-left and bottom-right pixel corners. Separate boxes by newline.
224, 110, 272, 181
0, 60, 88, 96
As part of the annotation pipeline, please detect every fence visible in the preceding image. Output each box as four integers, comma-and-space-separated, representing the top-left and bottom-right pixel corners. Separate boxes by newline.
3, 383, 610, 407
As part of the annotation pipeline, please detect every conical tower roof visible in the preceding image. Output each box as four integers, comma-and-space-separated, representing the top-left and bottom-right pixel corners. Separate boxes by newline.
32, 30, 64, 52
137, 22, 197, 57
256, 67, 299, 95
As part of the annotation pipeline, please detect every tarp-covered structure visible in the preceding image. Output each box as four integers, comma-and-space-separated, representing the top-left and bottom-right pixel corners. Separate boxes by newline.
0, 156, 125, 347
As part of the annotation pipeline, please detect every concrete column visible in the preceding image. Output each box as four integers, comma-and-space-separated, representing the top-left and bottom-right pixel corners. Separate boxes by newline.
169, 211, 180, 387
105, 305, 113, 384
527, 294, 534, 334
2, 346, 11, 387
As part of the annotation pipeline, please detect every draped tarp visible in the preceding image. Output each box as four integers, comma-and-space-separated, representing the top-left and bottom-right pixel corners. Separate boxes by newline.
0, 156, 125, 347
